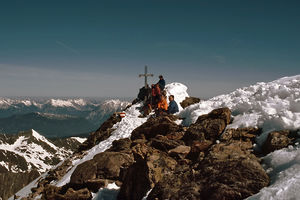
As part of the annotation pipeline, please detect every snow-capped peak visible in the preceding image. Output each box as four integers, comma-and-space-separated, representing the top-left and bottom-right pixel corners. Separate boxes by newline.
31, 129, 58, 150
102, 99, 130, 109
48, 99, 74, 107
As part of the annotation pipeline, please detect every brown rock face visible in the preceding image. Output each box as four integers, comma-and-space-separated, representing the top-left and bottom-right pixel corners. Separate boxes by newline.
197, 107, 231, 125
70, 151, 134, 191
148, 140, 269, 200
131, 115, 182, 140
263, 130, 292, 154
199, 141, 269, 200
147, 165, 199, 200
180, 97, 201, 108
0, 169, 40, 200
118, 145, 177, 200
221, 127, 261, 142
108, 138, 132, 152
187, 139, 213, 161
149, 135, 185, 152
168, 145, 191, 159
183, 107, 231, 145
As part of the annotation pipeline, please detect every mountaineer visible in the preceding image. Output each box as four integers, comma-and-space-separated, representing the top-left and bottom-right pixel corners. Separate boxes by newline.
156, 93, 168, 115
168, 95, 179, 114
157, 75, 166, 91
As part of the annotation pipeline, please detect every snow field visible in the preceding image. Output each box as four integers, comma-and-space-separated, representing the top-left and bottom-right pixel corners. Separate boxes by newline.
179, 75, 300, 131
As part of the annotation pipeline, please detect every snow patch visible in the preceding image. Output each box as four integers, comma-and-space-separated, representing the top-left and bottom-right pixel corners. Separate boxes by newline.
71, 137, 87, 143
0, 161, 9, 171
247, 144, 300, 200
31, 129, 58, 150
165, 82, 189, 111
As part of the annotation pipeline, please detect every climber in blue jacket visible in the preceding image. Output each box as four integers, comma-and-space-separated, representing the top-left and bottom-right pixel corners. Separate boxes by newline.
157, 75, 166, 91
168, 95, 179, 114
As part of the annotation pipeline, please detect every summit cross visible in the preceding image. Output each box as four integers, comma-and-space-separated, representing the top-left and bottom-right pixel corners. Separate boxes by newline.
139, 65, 153, 88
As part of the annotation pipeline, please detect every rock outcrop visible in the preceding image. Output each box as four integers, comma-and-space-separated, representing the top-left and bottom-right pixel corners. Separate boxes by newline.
183, 107, 231, 145
117, 107, 269, 200
0, 169, 40, 200
70, 151, 134, 191
147, 128, 269, 200
180, 97, 200, 108
131, 115, 182, 140
118, 144, 177, 200
262, 130, 292, 154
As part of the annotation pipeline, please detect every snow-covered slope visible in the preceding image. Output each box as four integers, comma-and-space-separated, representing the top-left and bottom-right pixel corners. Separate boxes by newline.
180, 75, 300, 131
0, 129, 86, 173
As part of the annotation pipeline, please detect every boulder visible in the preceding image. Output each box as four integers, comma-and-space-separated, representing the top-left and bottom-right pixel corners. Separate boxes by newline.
42, 185, 62, 200
147, 164, 198, 200
180, 97, 201, 108
168, 145, 191, 159
118, 145, 177, 200
108, 138, 132, 152
198, 141, 269, 200
70, 152, 134, 190
149, 135, 185, 152
131, 116, 182, 140
221, 127, 261, 142
166, 131, 185, 140
196, 107, 231, 125
187, 140, 213, 161
183, 108, 231, 145
262, 130, 292, 154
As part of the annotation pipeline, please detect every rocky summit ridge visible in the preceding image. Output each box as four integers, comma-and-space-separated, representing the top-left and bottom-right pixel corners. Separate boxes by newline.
9, 79, 300, 200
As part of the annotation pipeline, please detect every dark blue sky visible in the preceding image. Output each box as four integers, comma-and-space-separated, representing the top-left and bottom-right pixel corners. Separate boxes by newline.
0, 0, 299, 98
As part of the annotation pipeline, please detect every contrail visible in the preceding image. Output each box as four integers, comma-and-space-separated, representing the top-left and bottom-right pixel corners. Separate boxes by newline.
55, 40, 80, 55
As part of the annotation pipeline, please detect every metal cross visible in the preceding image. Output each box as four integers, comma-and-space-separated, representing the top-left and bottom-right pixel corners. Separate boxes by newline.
139, 65, 153, 88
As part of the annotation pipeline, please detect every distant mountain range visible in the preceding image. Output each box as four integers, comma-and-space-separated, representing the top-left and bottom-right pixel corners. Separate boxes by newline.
0, 98, 130, 137
0, 129, 86, 200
